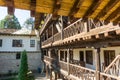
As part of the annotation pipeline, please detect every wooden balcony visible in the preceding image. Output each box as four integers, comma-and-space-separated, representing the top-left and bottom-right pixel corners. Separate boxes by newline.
41, 18, 120, 48
44, 56, 119, 80
40, 14, 52, 35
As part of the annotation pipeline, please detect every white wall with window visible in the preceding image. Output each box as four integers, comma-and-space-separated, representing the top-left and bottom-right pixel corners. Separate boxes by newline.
73, 48, 96, 70
0, 34, 42, 74
100, 47, 120, 71
0, 35, 40, 51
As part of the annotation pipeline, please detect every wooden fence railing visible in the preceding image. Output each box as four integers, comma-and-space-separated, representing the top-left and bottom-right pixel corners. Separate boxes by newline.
59, 61, 68, 72
44, 56, 120, 80
104, 55, 120, 76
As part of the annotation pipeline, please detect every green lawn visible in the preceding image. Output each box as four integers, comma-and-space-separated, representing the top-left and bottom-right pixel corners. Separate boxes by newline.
1, 78, 16, 80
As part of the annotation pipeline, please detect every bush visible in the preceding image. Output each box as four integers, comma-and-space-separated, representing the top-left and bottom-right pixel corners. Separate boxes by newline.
18, 50, 28, 80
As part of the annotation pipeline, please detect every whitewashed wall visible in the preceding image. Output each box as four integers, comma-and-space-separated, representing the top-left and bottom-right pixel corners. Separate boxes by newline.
0, 35, 40, 51
73, 48, 96, 70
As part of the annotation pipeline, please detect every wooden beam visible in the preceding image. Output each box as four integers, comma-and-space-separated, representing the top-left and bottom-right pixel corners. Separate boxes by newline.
69, 0, 84, 18
83, 0, 103, 19
5, 0, 14, 15
30, 0, 36, 17
104, 7, 120, 22
113, 16, 120, 24
34, 13, 43, 29
95, 0, 120, 20
52, 0, 61, 20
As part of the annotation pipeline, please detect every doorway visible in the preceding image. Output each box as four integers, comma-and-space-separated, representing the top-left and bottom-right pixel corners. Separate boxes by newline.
104, 50, 115, 67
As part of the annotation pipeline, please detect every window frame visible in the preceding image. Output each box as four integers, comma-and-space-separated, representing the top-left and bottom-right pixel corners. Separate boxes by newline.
0, 39, 2, 47
16, 52, 21, 59
30, 40, 35, 47
12, 39, 22, 47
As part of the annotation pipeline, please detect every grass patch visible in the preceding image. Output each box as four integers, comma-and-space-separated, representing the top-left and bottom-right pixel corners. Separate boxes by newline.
1, 77, 16, 80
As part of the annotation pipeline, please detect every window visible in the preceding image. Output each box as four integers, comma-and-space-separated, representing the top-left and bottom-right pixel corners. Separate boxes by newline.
30, 40, 35, 47
16, 53, 21, 59
86, 50, 93, 65
12, 40, 22, 47
60, 51, 64, 61
0, 39, 2, 47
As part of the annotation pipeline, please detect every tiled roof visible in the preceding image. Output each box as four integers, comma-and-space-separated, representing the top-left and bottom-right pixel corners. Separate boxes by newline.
0, 29, 18, 34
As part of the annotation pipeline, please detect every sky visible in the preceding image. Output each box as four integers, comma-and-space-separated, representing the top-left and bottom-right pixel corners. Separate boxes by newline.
0, 6, 30, 26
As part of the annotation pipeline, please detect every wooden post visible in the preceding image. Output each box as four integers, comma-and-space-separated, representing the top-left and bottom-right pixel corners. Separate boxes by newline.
55, 72, 57, 80
87, 19, 91, 32
52, 24, 54, 42
95, 48, 101, 80
50, 69, 52, 80
46, 65, 48, 79
61, 16, 64, 40
46, 29, 48, 39
67, 49, 70, 75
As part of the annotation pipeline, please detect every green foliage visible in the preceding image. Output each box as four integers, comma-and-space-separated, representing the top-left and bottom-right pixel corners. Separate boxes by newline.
0, 14, 21, 29
23, 18, 34, 29
18, 50, 28, 80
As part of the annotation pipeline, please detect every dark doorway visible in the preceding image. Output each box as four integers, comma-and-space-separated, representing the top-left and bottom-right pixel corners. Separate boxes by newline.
104, 50, 115, 67
79, 51, 84, 61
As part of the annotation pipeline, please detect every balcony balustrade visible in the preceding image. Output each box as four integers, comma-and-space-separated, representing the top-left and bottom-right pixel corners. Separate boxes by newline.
59, 61, 68, 72
44, 56, 119, 80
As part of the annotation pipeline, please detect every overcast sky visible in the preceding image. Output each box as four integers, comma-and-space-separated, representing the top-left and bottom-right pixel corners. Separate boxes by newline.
0, 6, 30, 26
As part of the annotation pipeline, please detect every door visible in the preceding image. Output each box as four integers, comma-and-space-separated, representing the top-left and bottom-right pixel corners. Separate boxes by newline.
79, 51, 84, 61
104, 50, 115, 67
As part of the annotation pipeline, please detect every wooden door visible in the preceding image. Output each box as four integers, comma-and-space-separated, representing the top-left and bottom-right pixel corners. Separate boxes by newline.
79, 51, 84, 61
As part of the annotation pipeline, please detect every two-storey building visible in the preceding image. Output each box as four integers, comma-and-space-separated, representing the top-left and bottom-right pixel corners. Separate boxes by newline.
41, 15, 120, 80
0, 29, 42, 74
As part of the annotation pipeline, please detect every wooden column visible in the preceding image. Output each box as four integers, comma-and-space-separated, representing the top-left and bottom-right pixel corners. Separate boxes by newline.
67, 49, 70, 75
87, 19, 91, 32
54, 72, 57, 80
46, 29, 48, 39
50, 69, 52, 80
61, 16, 64, 40
95, 48, 101, 80
52, 24, 54, 42
46, 65, 49, 79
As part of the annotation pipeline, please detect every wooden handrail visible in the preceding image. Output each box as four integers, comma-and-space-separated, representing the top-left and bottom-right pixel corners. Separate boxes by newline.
64, 18, 82, 30
44, 56, 119, 80
104, 55, 120, 73
40, 14, 52, 35
100, 72, 119, 80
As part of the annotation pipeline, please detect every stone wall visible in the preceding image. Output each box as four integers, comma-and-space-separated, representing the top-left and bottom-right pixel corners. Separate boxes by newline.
0, 52, 42, 74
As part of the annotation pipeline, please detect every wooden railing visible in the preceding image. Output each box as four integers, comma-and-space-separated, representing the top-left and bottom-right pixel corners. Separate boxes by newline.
53, 32, 61, 41
100, 72, 119, 80
69, 64, 96, 80
104, 55, 120, 76
40, 14, 52, 35
63, 19, 86, 39
42, 37, 53, 46
44, 56, 53, 63
59, 61, 68, 72
44, 56, 119, 80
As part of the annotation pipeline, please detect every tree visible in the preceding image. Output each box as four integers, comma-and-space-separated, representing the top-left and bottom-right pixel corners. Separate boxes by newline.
18, 50, 28, 80
0, 14, 21, 29
23, 18, 34, 30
